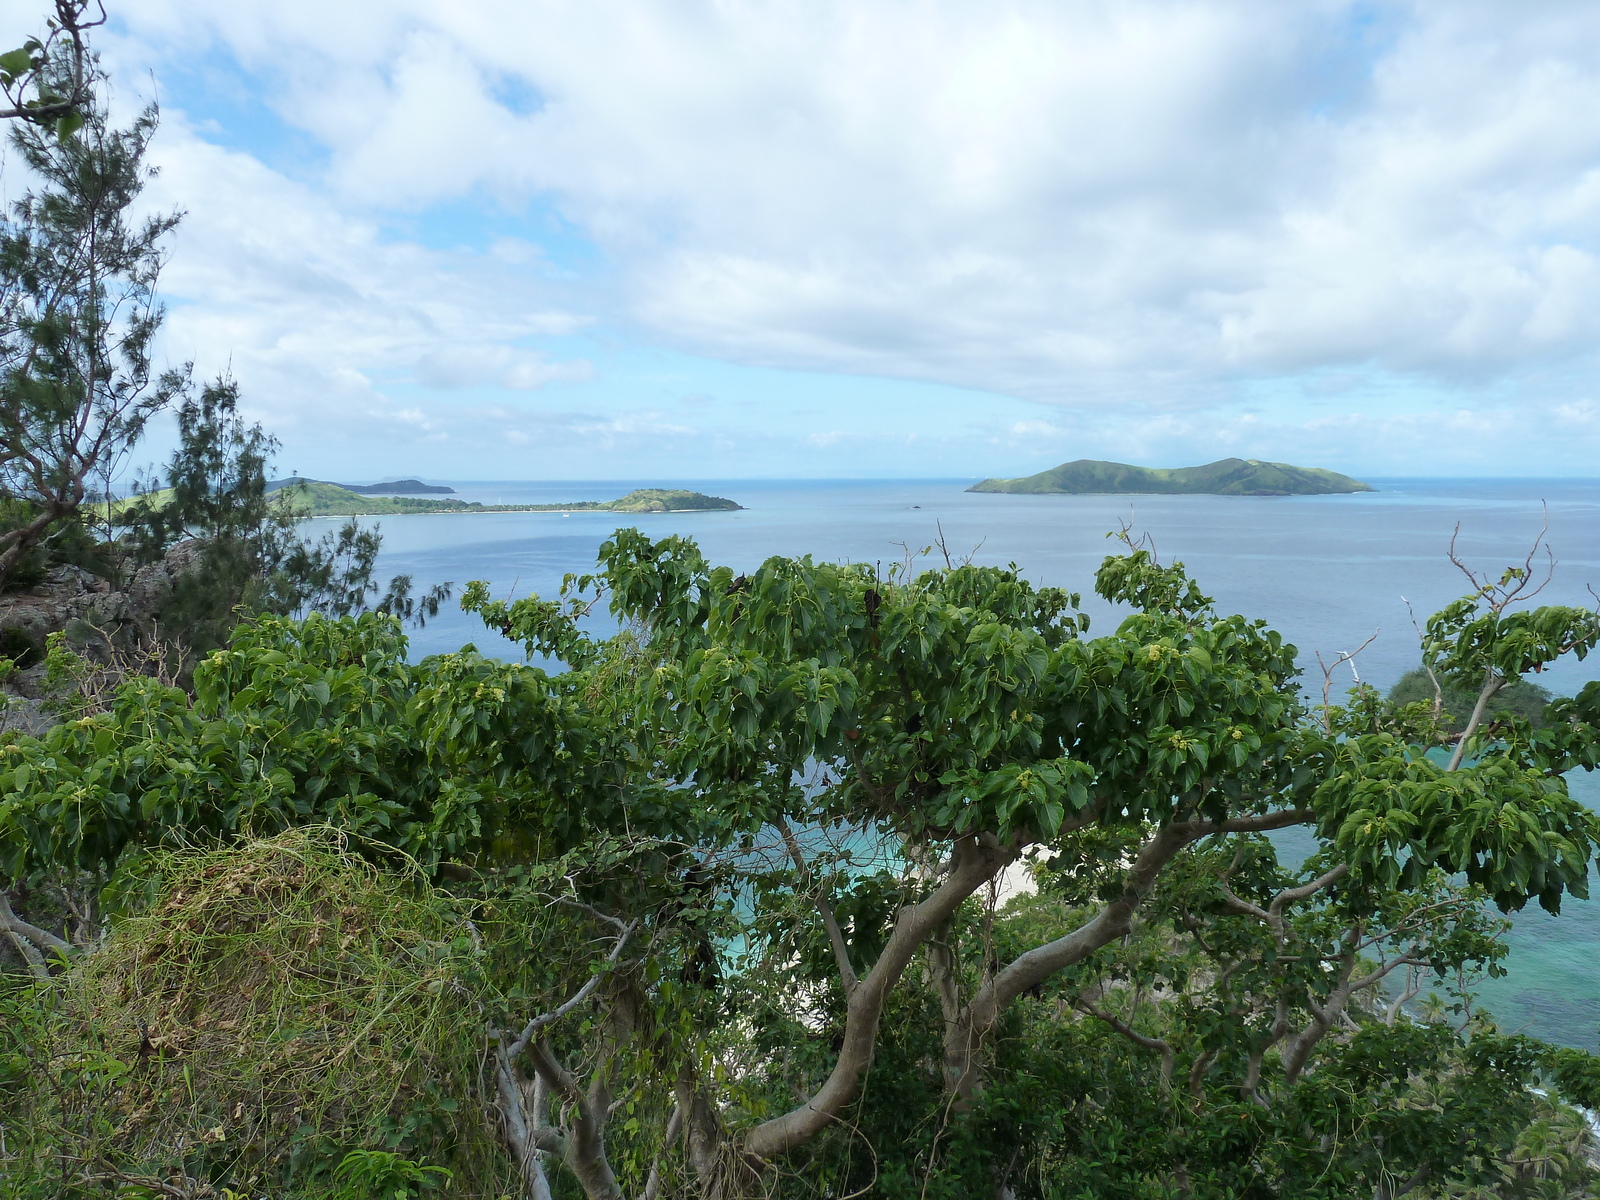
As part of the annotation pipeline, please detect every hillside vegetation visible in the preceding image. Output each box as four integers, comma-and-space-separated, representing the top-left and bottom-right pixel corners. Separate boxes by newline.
970, 457, 1374, 496
1388, 667, 1553, 733
7, 537, 1600, 1200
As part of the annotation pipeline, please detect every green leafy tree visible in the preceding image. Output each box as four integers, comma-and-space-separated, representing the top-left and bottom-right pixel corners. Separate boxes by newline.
457, 529, 1600, 1196
2, 533, 1600, 1198
0, 1, 104, 133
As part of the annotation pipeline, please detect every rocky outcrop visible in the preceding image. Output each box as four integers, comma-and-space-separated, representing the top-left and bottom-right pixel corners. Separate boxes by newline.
0, 542, 203, 733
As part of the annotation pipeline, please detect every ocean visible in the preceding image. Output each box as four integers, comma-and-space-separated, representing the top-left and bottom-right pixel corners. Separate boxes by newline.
319, 476, 1600, 1048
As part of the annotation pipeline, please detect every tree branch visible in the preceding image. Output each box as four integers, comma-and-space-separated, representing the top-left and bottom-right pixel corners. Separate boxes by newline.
1447, 667, 1504, 772
0, 889, 69, 979
492, 915, 637, 1200
945, 807, 1313, 1100
1219, 864, 1349, 949
741, 833, 1017, 1160
1078, 992, 1175, 1083
776, 816, 858, 993
641, 1101, 684, 1200
502, 918, 638, 1061
0, 1, 106, 125
1385, 965, 1424, 1026
494, 1040, 558, 1200
526, 1037, 623, 1200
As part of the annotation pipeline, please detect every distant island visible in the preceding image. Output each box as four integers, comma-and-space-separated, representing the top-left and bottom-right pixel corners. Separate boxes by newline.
117, 483, 742, 519
968, 458, 1374, 497
265, 477, 456, 496
271, 482, 743, 517
337, 479, 456, 495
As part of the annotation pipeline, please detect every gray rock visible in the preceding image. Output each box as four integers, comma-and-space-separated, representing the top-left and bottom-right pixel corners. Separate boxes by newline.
0, 607, 50, 638
127, 562, 172, 613
0, 538, 211, 733
86, 591, 129, 626
0, 693, 55, 736
9, 662, 51, 700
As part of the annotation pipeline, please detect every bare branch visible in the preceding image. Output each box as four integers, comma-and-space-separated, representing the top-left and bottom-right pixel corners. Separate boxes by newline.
491, 915, 640, 1200
1216, 885, 1271, 924
933, 519, 954, 569
1077, 993, 1175, 1083
1385, 965, 1425, 1026
553, 896, 630, 935
1243, 993, 1293, 1103
1267, 864, 1349, 923
1315, 632, 1380, 729
524, 1037, 625, 1200
1448, 506, 1556, 615
0, 889, 69, 978
1403, 596, 1447, 723
1187, 1048, 1217, 1100
1447, 668, 1504, 772
1347, 953, 1426, 995
641, 1102, 684, 1200
776, 816, 858, 993
494, 1041, 558, 1200
0, 890, 69, 954
503, 918, 638, 1061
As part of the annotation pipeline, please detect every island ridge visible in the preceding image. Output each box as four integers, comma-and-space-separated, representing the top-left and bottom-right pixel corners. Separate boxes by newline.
969, 458, 1374, 496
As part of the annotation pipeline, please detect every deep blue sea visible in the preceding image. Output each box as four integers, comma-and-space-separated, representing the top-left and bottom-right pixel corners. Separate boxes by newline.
317, 476, 1600, 1048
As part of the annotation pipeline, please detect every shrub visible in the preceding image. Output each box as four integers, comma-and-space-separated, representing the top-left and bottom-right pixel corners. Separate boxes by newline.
0, 829, 516, 1198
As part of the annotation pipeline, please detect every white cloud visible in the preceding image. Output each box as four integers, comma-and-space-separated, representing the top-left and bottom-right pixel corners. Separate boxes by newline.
0, 0, 1592, 476
80, 109, 596, 459
412, 346, 592, 391
79, 0, 1600, 414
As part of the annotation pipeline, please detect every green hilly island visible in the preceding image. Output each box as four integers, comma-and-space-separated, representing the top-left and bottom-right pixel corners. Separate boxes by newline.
117, 483, 742, 518
969, 458, 1373, 497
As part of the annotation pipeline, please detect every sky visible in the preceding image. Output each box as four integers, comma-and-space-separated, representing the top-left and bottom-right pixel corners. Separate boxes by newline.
6, 0, 1600, 481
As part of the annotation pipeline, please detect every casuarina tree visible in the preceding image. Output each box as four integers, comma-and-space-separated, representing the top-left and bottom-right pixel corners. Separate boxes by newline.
0, 47, 181, 589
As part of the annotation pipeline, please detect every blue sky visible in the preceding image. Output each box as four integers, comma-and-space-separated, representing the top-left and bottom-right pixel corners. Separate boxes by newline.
10, 0, 1600, 481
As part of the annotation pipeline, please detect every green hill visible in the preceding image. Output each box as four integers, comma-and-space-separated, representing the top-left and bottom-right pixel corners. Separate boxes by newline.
603, 488, 741, 513
334, 479, 455, 495
272, 481, 466, 515
968, 458, 1373, 497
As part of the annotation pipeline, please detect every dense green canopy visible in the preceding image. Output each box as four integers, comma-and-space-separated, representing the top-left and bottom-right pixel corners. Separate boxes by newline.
3, 531, 1600, 1199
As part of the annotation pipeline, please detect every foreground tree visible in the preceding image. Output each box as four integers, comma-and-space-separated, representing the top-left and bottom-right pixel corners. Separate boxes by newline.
463, 528, 1600, 1195
119, 375, 450, 659
0, 52, 182, 589
1, 531, 1599, 1197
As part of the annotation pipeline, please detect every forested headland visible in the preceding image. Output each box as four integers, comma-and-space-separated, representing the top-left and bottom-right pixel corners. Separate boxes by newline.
3, 7, 1600, 1200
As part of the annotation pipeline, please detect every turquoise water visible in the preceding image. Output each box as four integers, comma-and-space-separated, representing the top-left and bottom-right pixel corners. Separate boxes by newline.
333, 476, 1600, 1047
1476, 768, 1600, 1048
